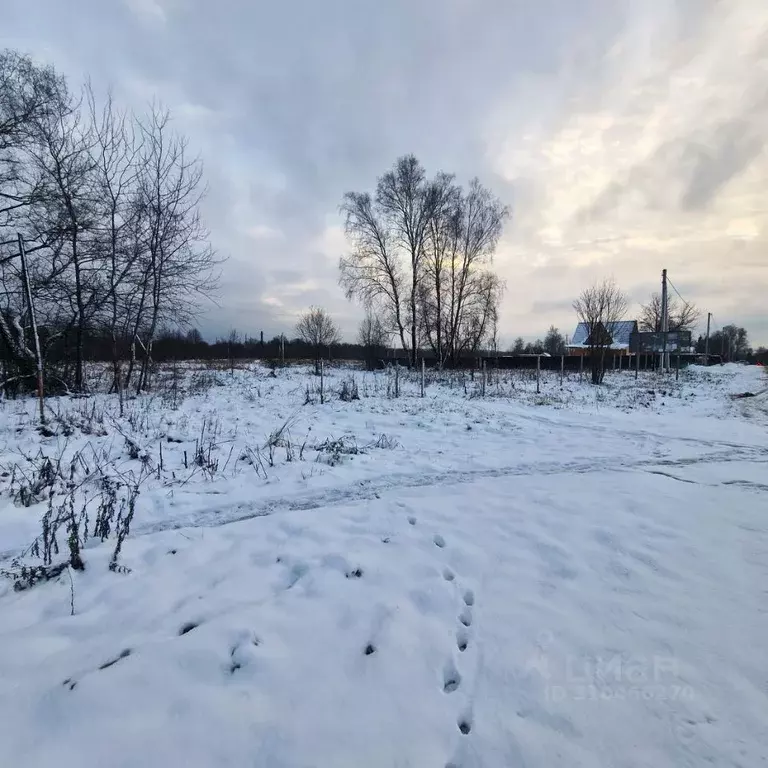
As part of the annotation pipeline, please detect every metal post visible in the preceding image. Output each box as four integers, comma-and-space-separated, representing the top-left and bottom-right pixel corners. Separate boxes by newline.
320, 359, 324, 404
421, 358, 425, 398
560, 354, 564, 388
676, 353, 680, 381
18, 234, 45, 425
536, 354, 540, 394
635, 347, 640, 380
579, 353, 583, 383
481, 359, 486, 397
704, 312, 711, 365
661, 268, 669, 371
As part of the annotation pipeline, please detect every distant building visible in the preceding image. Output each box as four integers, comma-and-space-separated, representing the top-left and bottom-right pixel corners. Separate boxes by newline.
566, 320, 638, 356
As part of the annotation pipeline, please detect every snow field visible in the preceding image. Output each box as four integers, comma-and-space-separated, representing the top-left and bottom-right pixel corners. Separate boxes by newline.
0, 362, 766, 767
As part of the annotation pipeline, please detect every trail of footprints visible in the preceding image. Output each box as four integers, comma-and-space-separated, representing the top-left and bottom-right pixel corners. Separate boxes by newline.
64, 514, 475, 759
410, 515, 476, 752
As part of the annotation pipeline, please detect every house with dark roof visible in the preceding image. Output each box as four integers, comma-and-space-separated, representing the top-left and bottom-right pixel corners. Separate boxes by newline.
567, 320, 638, 355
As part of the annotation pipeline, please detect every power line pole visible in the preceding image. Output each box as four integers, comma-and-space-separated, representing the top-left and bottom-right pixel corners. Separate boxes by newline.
704, 312, 711, 365
18, 234, 46, 426
660, 268, 669, 372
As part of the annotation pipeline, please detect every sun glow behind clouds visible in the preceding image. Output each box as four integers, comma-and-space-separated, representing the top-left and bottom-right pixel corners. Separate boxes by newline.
488, 0, 768, 341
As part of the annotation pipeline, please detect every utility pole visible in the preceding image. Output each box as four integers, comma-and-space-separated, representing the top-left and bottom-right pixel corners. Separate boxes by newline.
17, 235, 46, 426
660, 268, 669, 372
704, 312, 711, 365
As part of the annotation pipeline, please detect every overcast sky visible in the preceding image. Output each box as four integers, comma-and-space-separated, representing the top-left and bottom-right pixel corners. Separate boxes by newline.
4, 0, 767, 346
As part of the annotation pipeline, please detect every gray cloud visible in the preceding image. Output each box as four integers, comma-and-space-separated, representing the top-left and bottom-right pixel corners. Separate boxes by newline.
681, 118, 766, 210
3, 0, 767, 344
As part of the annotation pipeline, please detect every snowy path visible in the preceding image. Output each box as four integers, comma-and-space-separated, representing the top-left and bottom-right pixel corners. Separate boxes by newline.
1, 364, 767, 766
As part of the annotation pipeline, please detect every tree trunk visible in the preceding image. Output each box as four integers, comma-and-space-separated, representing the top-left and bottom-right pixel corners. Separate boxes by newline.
410, 290, 417, 368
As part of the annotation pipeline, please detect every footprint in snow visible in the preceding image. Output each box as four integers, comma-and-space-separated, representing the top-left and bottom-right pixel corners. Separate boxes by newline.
459, 608, 472, 627
456, 628, 469, 652
443, 661, 462, 693
443, 568, 455, 582
229, 634, 261, 674
286, 563, 309, 589
463, 589, 475, 607
408, 516, 417, 526
433, 534, 446, 548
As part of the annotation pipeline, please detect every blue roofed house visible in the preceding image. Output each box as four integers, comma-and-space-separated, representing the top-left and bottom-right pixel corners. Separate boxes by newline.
567, 320, 638, 356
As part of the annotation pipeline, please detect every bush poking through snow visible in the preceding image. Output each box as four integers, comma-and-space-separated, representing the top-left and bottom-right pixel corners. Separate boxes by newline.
8, 451, 66, 507
367, 433, 399, 450
263, 415, 299, 467
314, 436, 361, 466
1, 463, 146, 591
339, 377, 359, 402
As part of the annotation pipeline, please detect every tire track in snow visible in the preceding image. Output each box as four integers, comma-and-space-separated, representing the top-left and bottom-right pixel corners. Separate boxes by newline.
1, 447, 763, 563
131, 447, 765, 537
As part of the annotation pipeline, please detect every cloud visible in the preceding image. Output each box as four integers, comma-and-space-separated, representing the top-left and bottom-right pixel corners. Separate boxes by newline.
489, 0, 768, 343
122, 0, 167, 26
3, 0, 767, 345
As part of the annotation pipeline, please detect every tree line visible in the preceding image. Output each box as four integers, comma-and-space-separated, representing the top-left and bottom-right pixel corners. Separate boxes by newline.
0, 49, 217, 398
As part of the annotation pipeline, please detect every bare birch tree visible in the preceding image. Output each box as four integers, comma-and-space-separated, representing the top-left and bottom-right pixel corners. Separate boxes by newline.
341, 159, 508, 367
339, 191, 407, 351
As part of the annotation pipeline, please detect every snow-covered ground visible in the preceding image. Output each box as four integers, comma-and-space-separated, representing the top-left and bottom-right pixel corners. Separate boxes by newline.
1, 362, 766, 767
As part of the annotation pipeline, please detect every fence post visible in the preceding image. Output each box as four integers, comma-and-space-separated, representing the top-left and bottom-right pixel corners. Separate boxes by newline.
395, 363, 399, 398
536, 354, 541, 394
482, 359, 487, 397
421, 358, 425, 398
635, 349, 640, 380
676, 353, 680, 381
579, 354, 584, 383
320, 359, 324, 404
560, 354, 564, 388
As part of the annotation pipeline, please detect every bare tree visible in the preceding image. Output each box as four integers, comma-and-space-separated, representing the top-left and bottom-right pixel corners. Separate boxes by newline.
442, 179, 507, 364
1, 51, 66, 227
639, 292, 700, 334
341, 161, 507, 368
0, 49, 219, 400
376, 155, 440, 367
461, 270, 504, 355
573, 278, 628, 384
131, 104, 217, 393
339, 191, 407, 351
86, 84, 142, 407
420, 172, 458, 366
25, 80, 99, 392
296, 306, 341, 374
